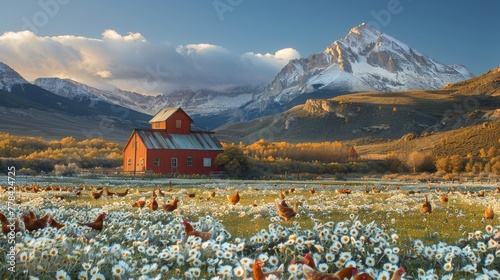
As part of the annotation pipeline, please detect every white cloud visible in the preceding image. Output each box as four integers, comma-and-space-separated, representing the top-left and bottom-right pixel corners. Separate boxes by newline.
0, 30, 300, 95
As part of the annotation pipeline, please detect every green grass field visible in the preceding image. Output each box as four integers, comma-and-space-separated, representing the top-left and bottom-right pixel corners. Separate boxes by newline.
1, 177, 499, 279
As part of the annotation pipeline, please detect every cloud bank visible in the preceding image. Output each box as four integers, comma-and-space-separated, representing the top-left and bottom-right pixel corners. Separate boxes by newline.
0, 30, 301, 94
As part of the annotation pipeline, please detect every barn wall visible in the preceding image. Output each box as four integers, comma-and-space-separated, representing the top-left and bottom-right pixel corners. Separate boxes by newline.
146, 149, 223, 175
164, 110, 191, 134
123, 132, 148, 173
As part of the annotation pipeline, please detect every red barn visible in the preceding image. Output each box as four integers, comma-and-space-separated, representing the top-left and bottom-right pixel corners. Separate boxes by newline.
123, 107, 224, 175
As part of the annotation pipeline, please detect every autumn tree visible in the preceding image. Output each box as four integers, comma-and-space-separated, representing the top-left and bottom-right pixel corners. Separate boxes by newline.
407, 151, 425, 173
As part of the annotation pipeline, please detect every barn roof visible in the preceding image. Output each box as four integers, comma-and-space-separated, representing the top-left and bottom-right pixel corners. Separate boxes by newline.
149, 107, 193, 123
135, 129, 224, 150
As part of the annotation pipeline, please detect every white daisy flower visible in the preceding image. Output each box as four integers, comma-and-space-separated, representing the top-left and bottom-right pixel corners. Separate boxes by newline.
112, 264, 125, 276
233, 266, 244, 277
82, 262, 92, 271
90, 273, 105, 280
77, 271, 88, 280
55, 270, 70, 280
443, 262, 453, 271
318, 263, 329, 272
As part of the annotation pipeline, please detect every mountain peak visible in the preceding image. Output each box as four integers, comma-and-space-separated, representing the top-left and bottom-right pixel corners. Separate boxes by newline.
0, 62, 29, 91
348, 23, 382, 37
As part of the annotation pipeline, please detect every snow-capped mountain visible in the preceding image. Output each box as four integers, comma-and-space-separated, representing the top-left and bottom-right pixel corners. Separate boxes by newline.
0, 62, 29, 90
242, 23, 473, 117
34, 78, 255, 127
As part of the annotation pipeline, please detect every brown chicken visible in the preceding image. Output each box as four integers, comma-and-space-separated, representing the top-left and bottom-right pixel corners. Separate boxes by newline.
132, 200, 146, 208
105, 188, 116, 196
275, 199, 299, 221
209, 191, 216, 199
354, 272, 375, 280
391, 267, 405, 280
154, 188, 163, 197
148, 197, 158, 211
484, 205, 494, 220
227, 190, 240, 205
303, 253, 358, 279
0, 213, 22, 235
79, 212, 106, 231
162, 198, 179, 212
303, 252, 317, 269
422, 195, 432, 214
309, 187, 315, 194
253, 259, 284, 280
440, 196, 448, 203
303, 264, 340, 280
183, 219, 213, 241
48, 217, 64, 229
21, 212, 50, 232
90, 190, 103, 200
116, 189, 129, 197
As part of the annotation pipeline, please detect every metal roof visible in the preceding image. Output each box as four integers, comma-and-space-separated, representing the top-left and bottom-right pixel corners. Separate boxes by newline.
149, 107, 192, 123
136, 130, 224, 151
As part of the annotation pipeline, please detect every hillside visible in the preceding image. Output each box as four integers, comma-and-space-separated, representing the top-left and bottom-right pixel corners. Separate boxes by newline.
350, 120, 500, 158
215, 66, 500, 155
0, 65, 152, 142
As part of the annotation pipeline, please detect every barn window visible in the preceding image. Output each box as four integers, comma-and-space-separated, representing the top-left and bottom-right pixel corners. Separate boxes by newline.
132, 142, 136, 149
203, 158, 211, 167
176, 119, 182, 129
153, 158, 160, 166
127, 158, 131, 166
139, 158, 144, 166
187, 157, 192, 166
171, 158, 178, 168
154, 122, 160, 128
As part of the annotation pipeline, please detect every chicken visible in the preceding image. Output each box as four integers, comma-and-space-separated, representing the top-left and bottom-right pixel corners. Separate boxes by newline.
303, 253, 358, 279
105, 188, 116, 196
353, 272, 375, 280
90, 190, 103, 200
391, 267, 405, 280
303, 264, 340, 280
132, 200, 146, 208
182, 219, 213, 241
152, 189, 157, 198
0, 213, 22, 236
422, 194, 432, 214
279, 191, 286, 200
309, 187, 315, 194
48, 217, 64, 229
275, 199, 299, 221
157, 188, 165, 197
335, 267, 359, 280
20, 212, 50, 232
484, 204, 494, 220
79, 212, 106, 231
116, 188, 129, 197
209, 191, 216, 199
162, 198, 179, 212
227, 190, 240, 205
440, 196, 448, 203
148, 197, 158, 211
187, 192, 196, 198
303, 252, 317, 270
253, 259, 284, 280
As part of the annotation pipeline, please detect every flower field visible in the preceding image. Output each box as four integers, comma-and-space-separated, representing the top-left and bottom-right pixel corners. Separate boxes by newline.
1, 177, 499, 280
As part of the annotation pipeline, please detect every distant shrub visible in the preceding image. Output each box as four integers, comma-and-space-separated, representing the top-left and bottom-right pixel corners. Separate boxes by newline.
54, 163, 80, 176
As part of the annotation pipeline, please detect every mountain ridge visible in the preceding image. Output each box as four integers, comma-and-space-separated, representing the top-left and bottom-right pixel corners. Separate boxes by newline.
240, 23, 473, 119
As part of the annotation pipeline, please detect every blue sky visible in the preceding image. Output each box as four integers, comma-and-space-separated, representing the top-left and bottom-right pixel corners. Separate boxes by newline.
0, 0, 498, 94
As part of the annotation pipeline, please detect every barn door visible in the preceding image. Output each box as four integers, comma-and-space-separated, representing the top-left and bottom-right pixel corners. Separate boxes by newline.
171, 158, 178, 176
